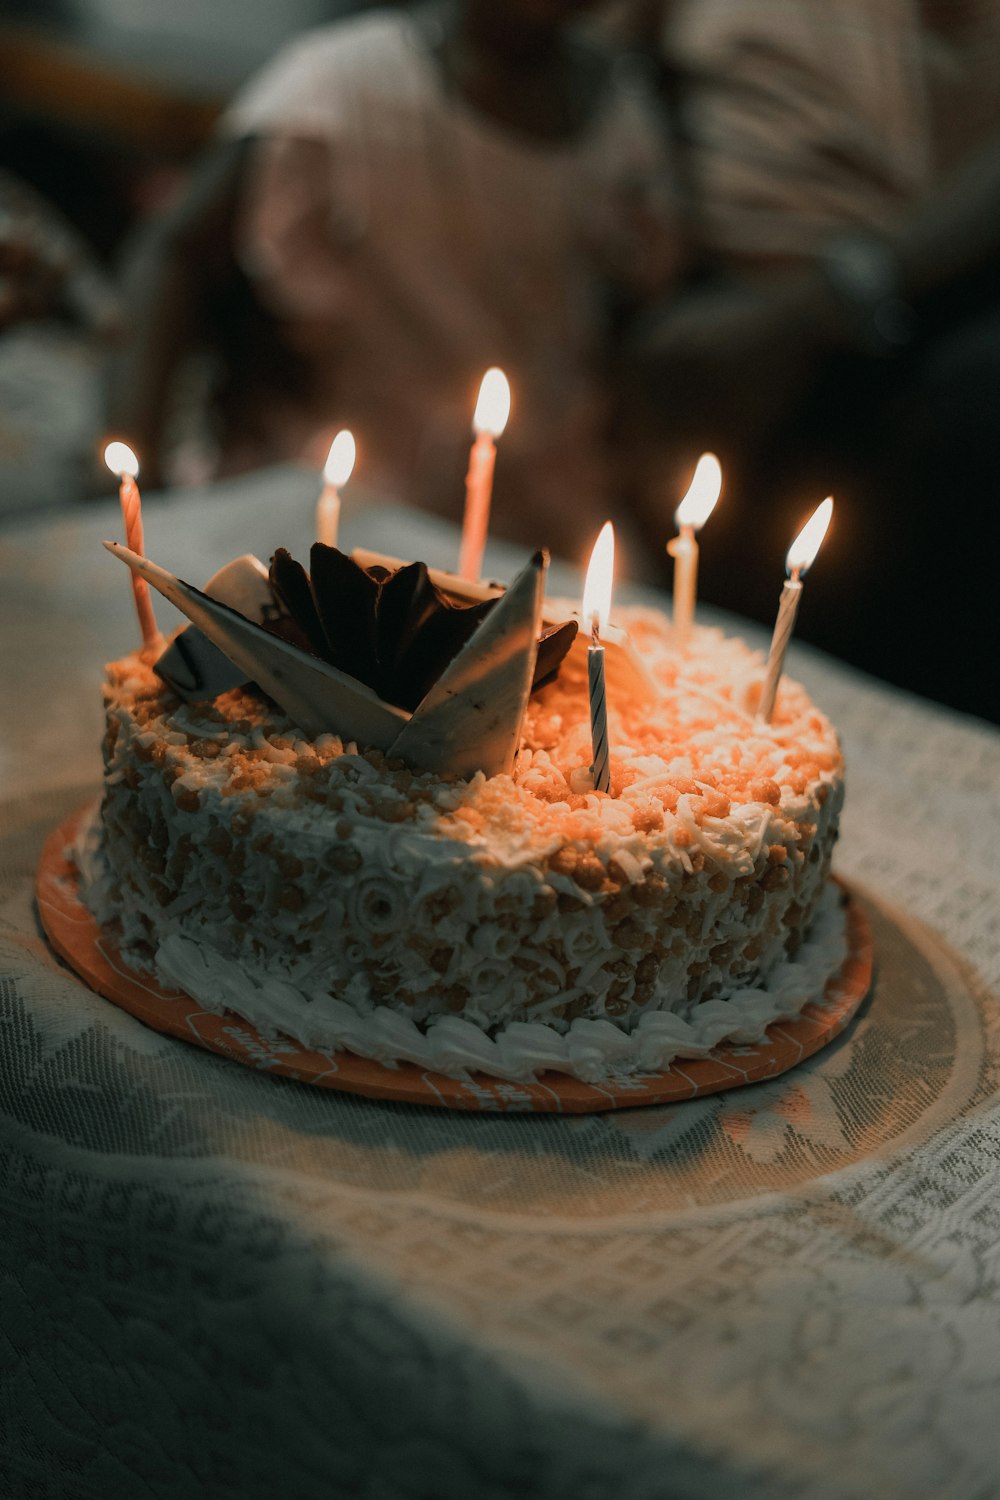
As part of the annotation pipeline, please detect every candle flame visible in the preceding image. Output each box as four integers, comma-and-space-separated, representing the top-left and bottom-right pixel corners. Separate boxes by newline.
674, 452, 722, 530
582, 521, 615, 635
104, 441, 139, 479
324, 429, 356, 488
472, 367, 511, 438
786, 496, 834, 577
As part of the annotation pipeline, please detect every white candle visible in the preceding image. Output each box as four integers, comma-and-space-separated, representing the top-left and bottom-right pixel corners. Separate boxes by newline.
758, 496, 834, 722
103, 441, 159, 649
458, 367, 510, 582
667, 453, 722, 646
582, 521, 615, 794
316, 430, 356, 548
758, 578, 802, 723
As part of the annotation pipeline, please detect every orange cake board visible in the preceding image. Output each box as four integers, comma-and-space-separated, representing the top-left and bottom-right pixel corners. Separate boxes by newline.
36, 808, 873, 1114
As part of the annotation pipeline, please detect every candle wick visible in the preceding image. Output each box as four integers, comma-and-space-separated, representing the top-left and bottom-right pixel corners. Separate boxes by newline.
590, 612, 600, 648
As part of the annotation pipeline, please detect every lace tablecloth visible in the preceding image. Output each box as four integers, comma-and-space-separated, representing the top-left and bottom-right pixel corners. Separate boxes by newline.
2, 472, 999, 1500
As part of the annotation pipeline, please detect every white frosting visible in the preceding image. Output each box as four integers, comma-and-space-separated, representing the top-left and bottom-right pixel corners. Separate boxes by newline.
150, 882, 847, 1083
73, 808, 847, 1082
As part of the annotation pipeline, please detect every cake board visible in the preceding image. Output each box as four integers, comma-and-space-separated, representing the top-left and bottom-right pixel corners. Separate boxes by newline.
35, 807, 873, 1114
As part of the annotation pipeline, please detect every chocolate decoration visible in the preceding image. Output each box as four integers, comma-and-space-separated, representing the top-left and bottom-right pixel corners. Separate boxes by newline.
390, 591, 495, 711
373, 561, 443, 707
264, 545, 573, 715
269, 549, 330, 659
534, 619, 579, 688
106, 543, 409, 748
257, 609, 318, 657
113, 541, 583, 777
156, 553, 280, 702
391, 551, 546, 779
307, 544, 380, 687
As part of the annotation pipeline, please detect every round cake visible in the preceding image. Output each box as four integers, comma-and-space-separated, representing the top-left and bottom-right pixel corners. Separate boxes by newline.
75, 603, 846, 1082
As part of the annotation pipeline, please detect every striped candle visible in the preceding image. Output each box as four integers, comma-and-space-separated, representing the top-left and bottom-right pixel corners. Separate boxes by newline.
588, 624, 610, 793
582, 521, 615, 794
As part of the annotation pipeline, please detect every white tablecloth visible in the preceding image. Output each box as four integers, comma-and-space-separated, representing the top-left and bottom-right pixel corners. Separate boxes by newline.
2, 471, 999, 1500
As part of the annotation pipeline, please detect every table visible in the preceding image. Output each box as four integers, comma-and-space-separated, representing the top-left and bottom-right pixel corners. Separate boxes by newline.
2, 471, 999, 1500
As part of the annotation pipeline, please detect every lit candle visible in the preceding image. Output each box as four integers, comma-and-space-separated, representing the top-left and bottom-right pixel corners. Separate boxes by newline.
458, 367, 510, 582
103, 441, 159, 649
758, 497, 834, 723
667, 452, 722, 646
582, 521, 615, 794
316, 429, 356, 548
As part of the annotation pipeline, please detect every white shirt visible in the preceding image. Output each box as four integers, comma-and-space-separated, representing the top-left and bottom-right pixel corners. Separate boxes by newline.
223, 10, 683, 558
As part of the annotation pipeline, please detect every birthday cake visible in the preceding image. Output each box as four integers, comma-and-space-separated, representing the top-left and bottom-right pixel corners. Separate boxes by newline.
74, 541, 846, 1083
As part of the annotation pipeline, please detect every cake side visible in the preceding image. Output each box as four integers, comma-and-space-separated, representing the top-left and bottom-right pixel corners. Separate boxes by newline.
78, 609, 844, 1078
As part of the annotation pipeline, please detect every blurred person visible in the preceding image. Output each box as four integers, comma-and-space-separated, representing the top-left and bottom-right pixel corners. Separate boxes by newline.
104, 0, 688, 563
621, 0, 1000, 721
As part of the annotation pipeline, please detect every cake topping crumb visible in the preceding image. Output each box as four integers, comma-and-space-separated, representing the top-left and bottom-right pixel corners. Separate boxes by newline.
105, 611, 841, 881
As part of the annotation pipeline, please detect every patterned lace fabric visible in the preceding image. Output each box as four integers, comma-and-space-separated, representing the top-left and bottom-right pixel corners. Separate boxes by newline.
2, 481, 1000, 1499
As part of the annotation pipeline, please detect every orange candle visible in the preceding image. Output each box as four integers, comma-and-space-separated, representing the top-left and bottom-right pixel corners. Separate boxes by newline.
458, 368, 510, 582
316, 430, 356, 548
104, 441, 159, 649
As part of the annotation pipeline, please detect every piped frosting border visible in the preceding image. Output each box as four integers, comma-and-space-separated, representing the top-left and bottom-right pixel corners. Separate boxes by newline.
74, 807, 847, 1082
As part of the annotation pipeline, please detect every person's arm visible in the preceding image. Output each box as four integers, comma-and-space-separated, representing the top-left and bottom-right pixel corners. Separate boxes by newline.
624, 128, 1000, 455
751, 127, 1000, 356
888, 132, 1000, 303
103, 136, 253, 489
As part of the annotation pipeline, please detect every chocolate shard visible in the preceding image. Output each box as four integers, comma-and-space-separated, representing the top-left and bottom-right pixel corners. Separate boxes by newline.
388, 592, 495, 712
269, 548, 330, 659
347, 545, 581, 702
390, 551, 546, 779
156, 554, 276, 701
257, 610, 318, 656
105, 542, 409, 747
301, 545, 508, 713
156, 628, 234, 701
533, 619, 578, 689
308, 543, 380, 685
372, 560, 441, 703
